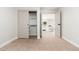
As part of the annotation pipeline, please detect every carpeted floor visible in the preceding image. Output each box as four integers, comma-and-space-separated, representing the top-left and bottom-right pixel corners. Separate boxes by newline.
0, 37, 79, 51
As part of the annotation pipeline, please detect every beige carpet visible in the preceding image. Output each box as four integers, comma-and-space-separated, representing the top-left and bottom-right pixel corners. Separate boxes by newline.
0, 37, 79, 51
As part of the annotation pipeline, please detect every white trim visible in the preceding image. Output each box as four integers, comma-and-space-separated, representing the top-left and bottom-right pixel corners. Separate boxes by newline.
0, 37, 18, 48
62, 36, 79, 48
37, 8, 41, 39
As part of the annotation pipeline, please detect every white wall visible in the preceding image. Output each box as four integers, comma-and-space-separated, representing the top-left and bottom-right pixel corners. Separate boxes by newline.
61, 7, 79, 45
41, 7, 58, 14
0, 7, 17, 45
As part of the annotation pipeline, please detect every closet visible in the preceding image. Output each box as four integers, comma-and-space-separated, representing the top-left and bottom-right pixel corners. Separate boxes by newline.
18, 9, 40, 39
29, 11, 37, 38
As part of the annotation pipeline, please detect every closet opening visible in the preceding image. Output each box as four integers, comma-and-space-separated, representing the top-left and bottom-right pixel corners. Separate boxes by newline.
29, 11, 37, 39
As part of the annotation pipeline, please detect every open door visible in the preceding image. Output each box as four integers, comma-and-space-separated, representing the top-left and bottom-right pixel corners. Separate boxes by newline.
55, 10, 62, 38
18, 10, 29, 38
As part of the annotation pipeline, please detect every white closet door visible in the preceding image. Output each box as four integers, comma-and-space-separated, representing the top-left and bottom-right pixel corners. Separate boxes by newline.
18, 10, 29, 38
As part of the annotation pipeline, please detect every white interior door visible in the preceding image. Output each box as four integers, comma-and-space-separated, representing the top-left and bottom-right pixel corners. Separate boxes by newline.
55, 10, 61, 38
18, 10, 29, 38
42, 14, 55, 39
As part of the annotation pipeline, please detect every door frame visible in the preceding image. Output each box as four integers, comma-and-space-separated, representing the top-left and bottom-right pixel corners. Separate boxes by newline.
60, 11, 62, 38
55, 9, 62, 38
28, 11, 37, 38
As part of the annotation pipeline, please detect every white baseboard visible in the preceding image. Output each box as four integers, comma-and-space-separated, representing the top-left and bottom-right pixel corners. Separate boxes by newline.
0, 37, 18, 48
62, 36, 79, 48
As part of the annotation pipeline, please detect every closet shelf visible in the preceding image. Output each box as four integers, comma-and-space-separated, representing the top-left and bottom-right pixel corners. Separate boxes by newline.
29, 25, 37, 27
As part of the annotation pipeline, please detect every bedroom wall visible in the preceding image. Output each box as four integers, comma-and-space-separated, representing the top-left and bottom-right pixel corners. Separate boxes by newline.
61, 7, 79, 46
0, 7, 17, 46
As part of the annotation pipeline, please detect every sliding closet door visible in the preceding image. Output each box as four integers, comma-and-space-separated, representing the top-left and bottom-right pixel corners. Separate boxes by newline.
18, 10, 29, 38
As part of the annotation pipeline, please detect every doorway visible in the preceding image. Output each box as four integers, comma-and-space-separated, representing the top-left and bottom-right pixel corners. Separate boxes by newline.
55, 10, 62, 38
41, 13, 55, 39
28, 11, 37, 39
